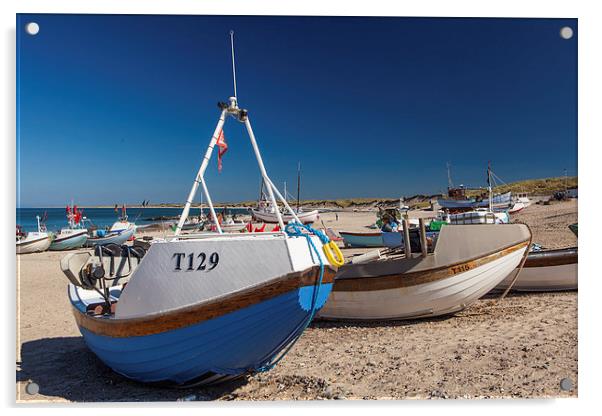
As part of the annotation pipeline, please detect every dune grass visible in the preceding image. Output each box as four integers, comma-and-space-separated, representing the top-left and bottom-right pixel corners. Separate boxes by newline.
465, 176, 577, 198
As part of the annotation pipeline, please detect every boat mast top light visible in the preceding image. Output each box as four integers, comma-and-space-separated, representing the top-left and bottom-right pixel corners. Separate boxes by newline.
228, 96, 238, 110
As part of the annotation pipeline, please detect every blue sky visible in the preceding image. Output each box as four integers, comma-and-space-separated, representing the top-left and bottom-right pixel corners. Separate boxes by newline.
16, 15, 577, 207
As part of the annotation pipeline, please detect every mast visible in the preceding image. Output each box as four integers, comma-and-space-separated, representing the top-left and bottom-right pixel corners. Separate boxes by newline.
487, 162, 492, 212
175, 31, 302, 235
296, 162, 301, 212
230, 30, 237, 100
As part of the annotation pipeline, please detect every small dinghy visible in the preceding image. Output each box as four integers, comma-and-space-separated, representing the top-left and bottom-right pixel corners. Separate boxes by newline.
494, 246, 577, 292
16, 216, 52, 254
318, 224, 531, 321
250, 203, 319, 224
84, 207, 136, 247
60, 66, 344, 385
204, 213, 247, 233
49, 205, 88, 251
250, 169, 319, 224
339, 231, 384, 248
217, 221, 247, 232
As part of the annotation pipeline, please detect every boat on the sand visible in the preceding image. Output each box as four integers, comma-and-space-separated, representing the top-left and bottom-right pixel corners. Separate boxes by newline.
494, 246, 577, 292
84, 207, 137, 247
16, 215, 52, 254
250, 164, 319, 224
60, 61, 342, 386
250, 203, 319, 224
339, 231, 384, 248
49, 205, 88, 251
508, 193, 531, 214
318, 224, 531, 321
50, 228, 88, 251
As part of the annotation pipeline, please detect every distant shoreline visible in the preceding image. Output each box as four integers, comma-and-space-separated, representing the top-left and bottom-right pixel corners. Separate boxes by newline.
17, 175, 578, 211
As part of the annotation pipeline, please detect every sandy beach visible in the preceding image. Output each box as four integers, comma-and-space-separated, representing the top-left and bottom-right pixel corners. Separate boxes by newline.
16, 199, 578, 402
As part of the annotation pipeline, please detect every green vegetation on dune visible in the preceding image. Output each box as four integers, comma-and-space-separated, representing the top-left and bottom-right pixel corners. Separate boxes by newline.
465, 176, 577, 198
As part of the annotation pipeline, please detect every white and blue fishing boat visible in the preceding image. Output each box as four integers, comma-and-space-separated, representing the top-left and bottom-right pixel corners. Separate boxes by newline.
59, 38, 344, 385
84, 207, 136, 247
339, 231, 384, 248
49, 205, 88, 251
16, 215, 52, 254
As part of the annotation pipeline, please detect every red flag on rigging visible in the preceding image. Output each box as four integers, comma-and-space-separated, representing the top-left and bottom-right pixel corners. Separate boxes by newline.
216, 129, 228, 172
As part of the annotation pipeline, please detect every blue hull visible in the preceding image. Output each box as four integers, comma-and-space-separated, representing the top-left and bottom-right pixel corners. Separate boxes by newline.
75, 283, 333, 384
382, 231, 403, 248
84, 228, 135, 247
340, 232, 383, 248
49, 233, 88, 251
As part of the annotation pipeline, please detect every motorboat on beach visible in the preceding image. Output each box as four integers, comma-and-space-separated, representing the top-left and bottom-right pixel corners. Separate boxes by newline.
203, 210, 248, 233
507, 193, 531, 214
16, 215, 52, 254
494, 246, 577, 292
84, 206, 137, 247
318, 224, 532, 321
250, 200, 319, 224
49, 205, 88, 251
494, 225, 577, 292
250, 163, 319, 224
339, 231, 384, 248
213, 218, 247, 232
340, 208, 424, 248
59, 45, 343, 386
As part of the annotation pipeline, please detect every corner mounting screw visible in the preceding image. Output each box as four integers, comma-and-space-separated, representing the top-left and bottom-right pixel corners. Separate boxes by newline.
560, 377, 573, 391
25, 382, 39, 395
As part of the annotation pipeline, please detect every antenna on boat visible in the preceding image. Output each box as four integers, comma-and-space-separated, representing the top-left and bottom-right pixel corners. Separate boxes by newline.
297, 162, 301, 212
175, 31, 303, 235
487, 161, 492, 212
230, 30, 238, 100
447, 162, 453, 190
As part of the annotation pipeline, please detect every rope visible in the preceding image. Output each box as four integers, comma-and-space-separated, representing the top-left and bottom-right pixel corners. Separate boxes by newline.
255, 221, 329, 372
498, 226, 533, 300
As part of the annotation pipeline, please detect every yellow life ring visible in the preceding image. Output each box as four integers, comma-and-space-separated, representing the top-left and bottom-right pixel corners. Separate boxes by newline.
323, 241, 345, 267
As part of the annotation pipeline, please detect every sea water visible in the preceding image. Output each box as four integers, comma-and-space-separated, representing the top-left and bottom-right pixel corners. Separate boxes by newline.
16, 207, 250, 232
